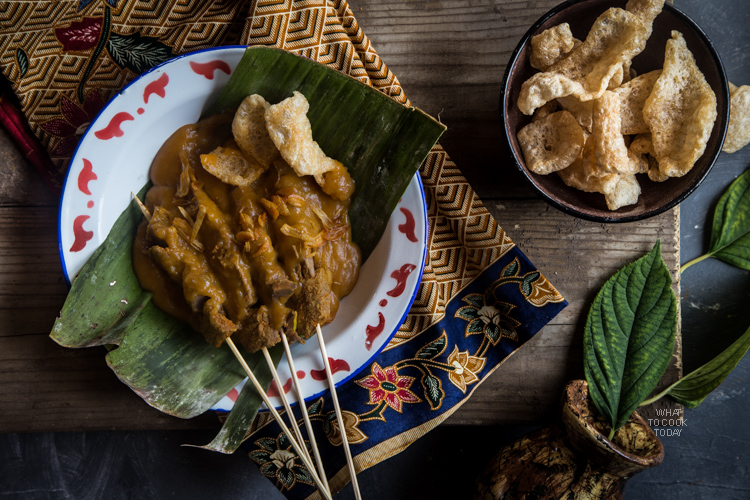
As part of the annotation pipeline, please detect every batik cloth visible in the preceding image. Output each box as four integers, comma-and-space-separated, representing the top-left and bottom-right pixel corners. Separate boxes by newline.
0, 1, 567, 497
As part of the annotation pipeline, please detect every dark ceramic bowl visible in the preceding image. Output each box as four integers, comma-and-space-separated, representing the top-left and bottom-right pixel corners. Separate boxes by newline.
501, 0, 730, 222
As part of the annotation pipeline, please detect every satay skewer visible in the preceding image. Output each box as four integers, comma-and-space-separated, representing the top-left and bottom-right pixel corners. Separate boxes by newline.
280, 333, 330, 494
224, 338, 332, 500
260, 346, 322, 492
316, 324, 362, 500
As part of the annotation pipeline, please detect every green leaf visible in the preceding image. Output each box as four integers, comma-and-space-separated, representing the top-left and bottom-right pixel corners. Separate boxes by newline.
51, 46, 444, 454
106, 32, 172, 74
105, 301, 246, 419
644, 325, 750, 408
707, 169, 750, 270
422, 374, 443, 410
51, 186, 151, 348
16, 48, 28, 78
204, 47, 445, 260
583, 241, 677, 435
196, 344, 284, 453
415, 332, 447, 360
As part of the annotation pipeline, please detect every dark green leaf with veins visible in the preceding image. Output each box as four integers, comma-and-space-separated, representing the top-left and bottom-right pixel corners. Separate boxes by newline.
106, 32, 172, 74
583, 241, 677, 437
684, 168, 750, 272
643, 325, 750, 408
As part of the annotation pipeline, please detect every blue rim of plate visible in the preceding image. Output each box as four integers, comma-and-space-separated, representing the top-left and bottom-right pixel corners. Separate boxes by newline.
56, 45, 429, 410
251, 172, 429, 412
58, 45, 248, 286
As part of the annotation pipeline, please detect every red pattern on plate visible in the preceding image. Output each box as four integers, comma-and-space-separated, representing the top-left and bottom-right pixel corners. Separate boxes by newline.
310, 358, 351, 380
398, 207, 418, 242
386, 263, 417, 297
77, 158, 96, 195
365, 312, 386, 350
94, 112, 134, 140
70, 215, 93, 252
189, 60, 231, 80
143, 73, 168, 104
296, 370, 306, 379
226, 388, 239, 402
267, 378, 293, 397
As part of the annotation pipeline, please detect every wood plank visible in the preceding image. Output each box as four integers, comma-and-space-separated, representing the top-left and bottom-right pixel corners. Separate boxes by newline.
445, 200, 682, 425
0, 0, 681, 432
0, 200, 680, 431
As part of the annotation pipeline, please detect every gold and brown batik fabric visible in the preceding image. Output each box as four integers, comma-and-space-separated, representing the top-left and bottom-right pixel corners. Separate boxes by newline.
0, 1, 566, 497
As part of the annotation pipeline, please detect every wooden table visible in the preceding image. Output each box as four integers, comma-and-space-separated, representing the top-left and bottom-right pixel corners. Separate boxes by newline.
3, 2, 750, 500
0, 0, 688, 434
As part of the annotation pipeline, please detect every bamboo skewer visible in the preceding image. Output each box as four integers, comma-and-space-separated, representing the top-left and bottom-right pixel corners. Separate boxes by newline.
316, 324, 362, 500
224, 338, 333, 500
281, 333, 330, 494
260, 346, 315, 471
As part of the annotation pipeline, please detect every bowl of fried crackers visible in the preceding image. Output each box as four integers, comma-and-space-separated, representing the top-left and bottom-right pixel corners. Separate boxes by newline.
501, 0, 730, 222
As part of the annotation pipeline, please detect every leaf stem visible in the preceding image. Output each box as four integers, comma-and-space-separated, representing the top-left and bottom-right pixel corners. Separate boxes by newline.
680, 253, 711, 274
639, 391, 667, 407
607, 427, 615, 441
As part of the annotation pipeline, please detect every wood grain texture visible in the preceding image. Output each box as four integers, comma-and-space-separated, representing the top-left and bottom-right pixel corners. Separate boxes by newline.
0, 0, 682, 432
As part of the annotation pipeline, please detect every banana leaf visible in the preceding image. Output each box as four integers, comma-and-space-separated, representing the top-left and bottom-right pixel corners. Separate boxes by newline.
204, 46, 446, 260
51, 46, 445, 453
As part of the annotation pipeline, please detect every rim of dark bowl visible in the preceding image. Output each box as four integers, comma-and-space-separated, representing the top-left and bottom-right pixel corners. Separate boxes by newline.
500, 0, 730, 223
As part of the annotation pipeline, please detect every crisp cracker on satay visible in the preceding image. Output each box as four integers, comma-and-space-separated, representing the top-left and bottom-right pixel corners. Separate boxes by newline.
265, 91, 353, 200
517, 7, 649, 115
200, 146, 266, 187
643, 31, 717, 178
232, 94, 278, 169
517, 110, 585, 175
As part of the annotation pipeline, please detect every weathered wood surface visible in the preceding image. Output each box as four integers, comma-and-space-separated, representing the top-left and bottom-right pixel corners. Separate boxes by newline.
0, 0, 682, 433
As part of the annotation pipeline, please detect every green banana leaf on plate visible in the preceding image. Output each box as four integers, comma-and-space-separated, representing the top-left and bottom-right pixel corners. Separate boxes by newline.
51, 47, 445, 453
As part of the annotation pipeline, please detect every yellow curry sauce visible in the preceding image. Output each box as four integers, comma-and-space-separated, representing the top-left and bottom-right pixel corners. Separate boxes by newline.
133, 112, 361, 352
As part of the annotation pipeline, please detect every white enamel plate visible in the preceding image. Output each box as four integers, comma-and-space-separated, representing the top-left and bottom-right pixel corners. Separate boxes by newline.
58, 47, 427, 410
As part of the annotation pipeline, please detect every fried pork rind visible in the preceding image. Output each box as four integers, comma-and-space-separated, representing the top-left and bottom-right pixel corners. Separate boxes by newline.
517, 110, 584, 175
200, 146, 265, 187
232, 94, 278, 169
557, 95, 593, 132
517, 8, 649, 115
592, 91, 634, 174
530, 23, 579, 71
723, 84, 750, 153
265, 91, 342, 184
615, 69, 661, 134
630, 133, 655, 156
643, 31, 718, 178
532, 100, 559, 122
605, 174, 641, 210
625, 0, 665, 37
558, 139, 620, 196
